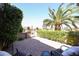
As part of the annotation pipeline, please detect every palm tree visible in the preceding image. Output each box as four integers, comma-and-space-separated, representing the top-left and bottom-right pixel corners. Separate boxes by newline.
43, 19, 54, 29
43, 3, 79, 30
43, 19, 52, 29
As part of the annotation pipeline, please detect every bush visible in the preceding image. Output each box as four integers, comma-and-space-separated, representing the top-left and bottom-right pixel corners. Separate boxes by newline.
66, 31, 79, 45
19, 25, 23, 33
37, 29, 79, 45
0, 3, 23, 50
37, 29, 67, 43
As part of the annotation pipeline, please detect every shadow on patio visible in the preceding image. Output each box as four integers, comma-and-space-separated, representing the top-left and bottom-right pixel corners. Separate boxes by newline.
7, 38, 56, 56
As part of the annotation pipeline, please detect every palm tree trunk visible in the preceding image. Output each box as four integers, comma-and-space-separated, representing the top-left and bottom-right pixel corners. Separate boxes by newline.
55, 24, 61, 30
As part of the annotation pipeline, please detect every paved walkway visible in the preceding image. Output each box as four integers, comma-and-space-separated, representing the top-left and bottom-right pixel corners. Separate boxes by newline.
33, 37, 72, 49
7, 37, 71, 56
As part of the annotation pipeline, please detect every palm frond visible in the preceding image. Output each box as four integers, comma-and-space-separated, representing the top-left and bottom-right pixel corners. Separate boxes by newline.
56, 3, 64, 19
63, 22, 72, 30
48, 13, 56, 20
43, 19, 52, 26
62, 4, 79, 18
62, 9, 72, 17
52, 9, 55, 12
58, 3, 64, 9
63, 18, 78, 28
73, 16, 79, 22
62, 17, 73, 23
72, 22, 78, 28
66, 3, 74, 9
50, 21, 54, 25
48, 8, 55, 16
43, 19, 50, 23
48, 8, 56, 20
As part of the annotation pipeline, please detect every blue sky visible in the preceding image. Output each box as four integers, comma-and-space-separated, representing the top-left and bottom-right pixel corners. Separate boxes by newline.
12, 3, 60, 28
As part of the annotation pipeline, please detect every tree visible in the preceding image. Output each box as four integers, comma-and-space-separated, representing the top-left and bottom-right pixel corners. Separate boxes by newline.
43, 19, 53, 29
0, 3, 23, 50
19, 25, 23, 32
43, 3, 79, 30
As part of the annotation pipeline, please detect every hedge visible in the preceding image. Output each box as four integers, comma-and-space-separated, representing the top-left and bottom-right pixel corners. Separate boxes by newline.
37, 29, 79, 45
37, 29, 67, 43
66, 31, 79, 45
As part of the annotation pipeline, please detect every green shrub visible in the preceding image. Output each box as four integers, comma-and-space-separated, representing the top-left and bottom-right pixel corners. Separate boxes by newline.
0, 3, 23, 50
37, 29, 79, 45
37, 29, 67, 43
66, 31, 79, 45
19, 25, 23, 33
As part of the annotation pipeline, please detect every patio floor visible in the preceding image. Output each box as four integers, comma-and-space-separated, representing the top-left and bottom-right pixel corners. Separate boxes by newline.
7, 37, 71, 56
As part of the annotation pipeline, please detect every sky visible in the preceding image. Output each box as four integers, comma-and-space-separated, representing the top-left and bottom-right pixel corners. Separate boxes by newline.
11, 3, 79, 29
11, 3, 61, 28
